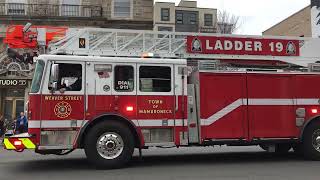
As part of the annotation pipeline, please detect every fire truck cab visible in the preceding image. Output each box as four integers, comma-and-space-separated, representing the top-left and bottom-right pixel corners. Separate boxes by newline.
26, 55, 187, 168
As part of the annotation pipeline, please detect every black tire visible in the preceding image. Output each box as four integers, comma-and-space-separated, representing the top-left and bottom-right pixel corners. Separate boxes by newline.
275, 143, 292, 154
302, 121, 320, 160
84, 121, 135, 169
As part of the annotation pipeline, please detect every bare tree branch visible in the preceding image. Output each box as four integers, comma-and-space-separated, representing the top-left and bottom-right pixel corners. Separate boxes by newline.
217, 10, 241, 34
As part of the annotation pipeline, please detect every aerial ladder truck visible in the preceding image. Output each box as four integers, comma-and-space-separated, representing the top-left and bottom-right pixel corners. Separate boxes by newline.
3, 25, 320, 169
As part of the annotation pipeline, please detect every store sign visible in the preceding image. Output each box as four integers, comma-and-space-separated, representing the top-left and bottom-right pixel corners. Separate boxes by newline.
187, 36, 300, 56
0, 79, 28, 88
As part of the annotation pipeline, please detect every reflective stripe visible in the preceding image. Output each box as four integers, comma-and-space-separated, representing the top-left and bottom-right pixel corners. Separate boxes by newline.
202, 98, 320, 126
248, 99, 294, 105
29, 119, 184, 128
3, 138, 16, 150
28, 120, 89, 128
28, 121, 40, 128
135, 119, 187, 127
295, 99, 320, 105
201, 99, 245, 126
19, 138, 36, 149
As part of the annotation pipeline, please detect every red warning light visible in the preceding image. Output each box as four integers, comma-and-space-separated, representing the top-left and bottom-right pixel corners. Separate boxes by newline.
126, 106, 134, 112
14, 140, 22, 146
311, 109, 318, 114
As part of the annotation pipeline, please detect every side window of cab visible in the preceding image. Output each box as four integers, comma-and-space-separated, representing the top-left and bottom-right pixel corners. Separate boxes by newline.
48, 63, 82, 92
114, 65, 134, 92
139, 66, 171, 92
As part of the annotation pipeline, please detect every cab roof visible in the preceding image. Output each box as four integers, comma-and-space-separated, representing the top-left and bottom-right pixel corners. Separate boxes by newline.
37, 55, 186, 65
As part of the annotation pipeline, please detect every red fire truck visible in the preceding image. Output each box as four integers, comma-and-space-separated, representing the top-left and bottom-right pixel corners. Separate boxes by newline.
4, 27, 320, 169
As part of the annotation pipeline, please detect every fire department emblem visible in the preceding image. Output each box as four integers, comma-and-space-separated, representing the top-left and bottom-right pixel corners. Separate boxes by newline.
191, 38, 202, 52
286, 41, 296, 55
54, 101, 72, 118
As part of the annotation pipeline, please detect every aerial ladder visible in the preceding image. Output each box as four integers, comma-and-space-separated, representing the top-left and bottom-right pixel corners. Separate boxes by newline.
47, 27, 320, 69
4, 24, 320, 69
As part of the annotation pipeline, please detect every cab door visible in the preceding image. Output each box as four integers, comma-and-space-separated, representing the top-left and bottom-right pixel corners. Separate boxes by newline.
111, 63, 137, 121
42, 61, 85, 125
40, 61, 85, 148
136, 64, 175, 144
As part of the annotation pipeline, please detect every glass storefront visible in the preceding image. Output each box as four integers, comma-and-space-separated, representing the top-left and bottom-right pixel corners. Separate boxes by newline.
0, 49, 34, 129
2, 88, 26, 123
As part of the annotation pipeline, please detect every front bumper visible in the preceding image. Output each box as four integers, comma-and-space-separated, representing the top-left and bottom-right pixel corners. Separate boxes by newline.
3, 133, 36, 151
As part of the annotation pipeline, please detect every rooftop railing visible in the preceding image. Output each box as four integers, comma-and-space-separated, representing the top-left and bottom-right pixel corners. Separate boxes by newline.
0, 3, 102, 17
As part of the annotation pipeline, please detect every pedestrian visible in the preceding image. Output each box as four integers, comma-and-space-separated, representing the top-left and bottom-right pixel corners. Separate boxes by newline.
16, 112, 27, 134
12, 118, 17, 134
0, 114, 4, 137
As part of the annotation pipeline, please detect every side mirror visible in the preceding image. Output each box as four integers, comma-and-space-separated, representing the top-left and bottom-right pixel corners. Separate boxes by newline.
51, 64, 59, 82
52, 82, 57, 91
49, 64, 59, 92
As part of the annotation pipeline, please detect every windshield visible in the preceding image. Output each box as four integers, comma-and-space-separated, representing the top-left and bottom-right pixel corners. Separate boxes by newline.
30, 60, 45, 93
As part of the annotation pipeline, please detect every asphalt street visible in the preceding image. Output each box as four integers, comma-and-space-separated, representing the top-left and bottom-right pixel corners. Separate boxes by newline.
1, 146, 320, 180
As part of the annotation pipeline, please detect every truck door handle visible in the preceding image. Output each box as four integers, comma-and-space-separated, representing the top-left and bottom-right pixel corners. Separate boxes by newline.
175, 95, 179, 111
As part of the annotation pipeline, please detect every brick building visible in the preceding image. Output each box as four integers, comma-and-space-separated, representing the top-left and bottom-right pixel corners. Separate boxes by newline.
263, 6, 311, 37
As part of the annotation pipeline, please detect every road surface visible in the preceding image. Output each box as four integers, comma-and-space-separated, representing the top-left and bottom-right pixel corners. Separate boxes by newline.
0, 146, 320, 180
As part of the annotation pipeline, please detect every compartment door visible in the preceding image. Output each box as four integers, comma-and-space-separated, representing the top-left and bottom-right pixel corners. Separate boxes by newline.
200, 73, 248, 140
247, 74, 296, 138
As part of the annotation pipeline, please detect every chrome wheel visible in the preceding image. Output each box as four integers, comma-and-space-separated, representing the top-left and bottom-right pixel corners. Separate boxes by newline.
96, 132, 124, 160
312, 129, 320, 152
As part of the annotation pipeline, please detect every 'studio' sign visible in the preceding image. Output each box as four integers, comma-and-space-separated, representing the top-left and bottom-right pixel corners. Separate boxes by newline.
187, 36, 300, 57
0, 79, 28, 88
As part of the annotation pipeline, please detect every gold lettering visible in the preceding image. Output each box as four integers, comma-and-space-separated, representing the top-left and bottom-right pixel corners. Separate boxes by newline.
147, 99, 166, 105
44, 96, 82, 101
138, 109, 173, 114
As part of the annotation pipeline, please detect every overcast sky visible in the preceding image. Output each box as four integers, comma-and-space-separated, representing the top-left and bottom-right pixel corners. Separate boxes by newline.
155, 0, 311, 35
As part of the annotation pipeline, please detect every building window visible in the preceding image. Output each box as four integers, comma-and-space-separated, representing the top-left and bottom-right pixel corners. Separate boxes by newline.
204, 14, 213, 26
113, 0, 131, 18
176, 12, 183, 24
114, 65, 134, 92
6, 0, 26, 15
83, 7, 92, 17
161, 8, 170, 21
61, 0, 80, 16
190, 13, 197, 25
139, 66, 171, 92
